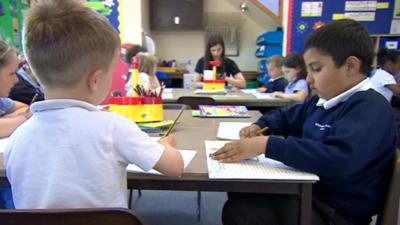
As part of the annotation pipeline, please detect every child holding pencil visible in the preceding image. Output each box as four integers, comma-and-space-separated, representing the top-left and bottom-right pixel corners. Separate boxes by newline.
4, 0, 183, 209
213, 19, 396, 225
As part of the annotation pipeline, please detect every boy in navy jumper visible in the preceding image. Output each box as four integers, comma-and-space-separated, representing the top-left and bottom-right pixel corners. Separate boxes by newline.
257, 55, 287, 93
212, 19, 397, 225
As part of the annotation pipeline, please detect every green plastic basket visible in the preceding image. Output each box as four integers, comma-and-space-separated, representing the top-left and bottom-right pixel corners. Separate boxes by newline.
246, 80, 260, 89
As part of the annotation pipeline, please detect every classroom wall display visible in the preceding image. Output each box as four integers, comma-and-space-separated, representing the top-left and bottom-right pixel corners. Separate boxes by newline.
286, 0, 398, 53
83, 0, 119, 32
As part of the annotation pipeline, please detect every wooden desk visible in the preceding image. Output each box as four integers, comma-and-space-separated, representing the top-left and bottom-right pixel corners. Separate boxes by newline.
0, 110, 316, 225
163, 88, 290, 108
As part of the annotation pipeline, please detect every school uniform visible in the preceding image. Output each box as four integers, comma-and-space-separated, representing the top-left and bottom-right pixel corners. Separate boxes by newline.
223, 79, 397, 225
285, 78, 308, 95
264, 76, 287, 93
370, 68, 397, 102
4, 99, 165, 209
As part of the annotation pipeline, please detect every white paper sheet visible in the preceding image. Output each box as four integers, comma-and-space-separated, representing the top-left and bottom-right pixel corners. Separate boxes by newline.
252, 93, 278, 99
241, 89, 258, 94
205, 141, 319, 180
126, 149, 196, 175
216, 122, 252, 140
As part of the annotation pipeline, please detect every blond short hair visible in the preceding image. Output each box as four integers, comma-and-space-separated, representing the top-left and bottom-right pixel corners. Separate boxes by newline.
137, 53, 158, 77
0, 39, 16, 68
23, 0, 121, 88
267, 55, 284, 68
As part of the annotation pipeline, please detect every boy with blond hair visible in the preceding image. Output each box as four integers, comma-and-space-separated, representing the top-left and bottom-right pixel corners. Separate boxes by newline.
257, 55, 287, 93
4, 0, 183, 209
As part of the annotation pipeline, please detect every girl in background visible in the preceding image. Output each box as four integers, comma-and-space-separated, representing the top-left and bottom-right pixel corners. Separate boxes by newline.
270, 53, 309, 103
125, 52, 161, 96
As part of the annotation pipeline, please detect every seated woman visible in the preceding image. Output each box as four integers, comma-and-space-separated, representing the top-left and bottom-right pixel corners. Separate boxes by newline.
194, 34, 246, 89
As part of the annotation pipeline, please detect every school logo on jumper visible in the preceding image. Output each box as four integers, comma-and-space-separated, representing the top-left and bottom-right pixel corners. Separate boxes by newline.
314, 123, 331, 131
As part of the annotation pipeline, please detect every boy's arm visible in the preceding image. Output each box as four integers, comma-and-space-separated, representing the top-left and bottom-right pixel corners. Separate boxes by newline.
113, 116, 184, 177
154, 135, 184, 177
0, 113, 30, 138
254, 98, 314, 137
266, 97, 396, 179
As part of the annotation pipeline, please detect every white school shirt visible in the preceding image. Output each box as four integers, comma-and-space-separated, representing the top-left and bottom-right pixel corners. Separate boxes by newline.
370, 68, 397, 102
4, 99, 164, 209
316, 78, 372, 109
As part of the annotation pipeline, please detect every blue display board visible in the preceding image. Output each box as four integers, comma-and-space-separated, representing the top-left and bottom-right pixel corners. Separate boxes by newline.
287, 0, 397, 53
84, 0, 119, 32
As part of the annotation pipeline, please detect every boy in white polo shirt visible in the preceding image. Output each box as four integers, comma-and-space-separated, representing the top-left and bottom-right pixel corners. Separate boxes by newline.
4, 0, 183, 209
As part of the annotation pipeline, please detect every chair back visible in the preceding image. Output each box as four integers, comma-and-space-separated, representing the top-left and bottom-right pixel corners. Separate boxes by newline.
379, 150, 400, 225
0, 208, 145, 225
177, 96, 216, 110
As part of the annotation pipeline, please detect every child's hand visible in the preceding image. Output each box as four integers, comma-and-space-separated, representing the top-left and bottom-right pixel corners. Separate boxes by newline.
158, 134, 177, 148
257, 87, 267, 93
225, 75, 234, 83
239, 124, 261, 139
211, 136, 267, 163
271, 91, 284, 98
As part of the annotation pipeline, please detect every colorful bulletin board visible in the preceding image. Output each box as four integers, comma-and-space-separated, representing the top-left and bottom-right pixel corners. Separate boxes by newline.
84, 0, 119, 32
0, 0, 29, 51
286, 0, 399, 53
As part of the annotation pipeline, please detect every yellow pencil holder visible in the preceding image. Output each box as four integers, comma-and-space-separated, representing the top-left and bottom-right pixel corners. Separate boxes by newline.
203, 80, 225, 91
109, 97, 163, 123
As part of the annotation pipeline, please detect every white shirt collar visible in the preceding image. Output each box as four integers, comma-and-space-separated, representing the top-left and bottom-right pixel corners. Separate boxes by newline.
269, 75, 285, 82
316, 78, 372, 109
31, 99, 99, 113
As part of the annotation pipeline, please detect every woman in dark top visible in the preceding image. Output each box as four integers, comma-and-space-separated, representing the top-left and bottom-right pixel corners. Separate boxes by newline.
194, 34, 246, 89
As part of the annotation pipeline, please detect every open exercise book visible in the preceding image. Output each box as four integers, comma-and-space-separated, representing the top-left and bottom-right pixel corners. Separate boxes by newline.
199, 105, 250, 118
217, 122, 252, 140
127, 138, 196, 175
205, 140, 319, 180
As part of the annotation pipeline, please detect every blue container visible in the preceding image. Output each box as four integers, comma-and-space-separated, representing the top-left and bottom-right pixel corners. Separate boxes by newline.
256, 45, 283, 58
256, 28, 283, 46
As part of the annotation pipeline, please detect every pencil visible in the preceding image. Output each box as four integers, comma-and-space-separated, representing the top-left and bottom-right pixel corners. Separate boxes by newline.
255, 126, 269, 136
29, 93, 39, 105
163, 107, 185, 137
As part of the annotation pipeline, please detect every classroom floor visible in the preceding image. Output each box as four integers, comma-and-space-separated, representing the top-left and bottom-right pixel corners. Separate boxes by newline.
131, 190, 226, 225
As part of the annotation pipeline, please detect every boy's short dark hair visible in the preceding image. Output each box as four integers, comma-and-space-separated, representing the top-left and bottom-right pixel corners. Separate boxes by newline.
23, 0, 120, 88
304, 19, 373, 75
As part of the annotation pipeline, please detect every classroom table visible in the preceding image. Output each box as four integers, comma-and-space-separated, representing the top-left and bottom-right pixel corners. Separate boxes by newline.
0, 110, 317, 225
162, 88, 291, 108
127, 110, 317, 225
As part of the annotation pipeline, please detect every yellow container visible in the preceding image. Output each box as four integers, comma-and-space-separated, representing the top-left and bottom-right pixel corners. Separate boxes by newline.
131, 97, 164, 123
203, 80, 225, 91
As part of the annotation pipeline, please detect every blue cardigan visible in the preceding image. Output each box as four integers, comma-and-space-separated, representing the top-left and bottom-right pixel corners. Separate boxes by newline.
255, 89, 397, 225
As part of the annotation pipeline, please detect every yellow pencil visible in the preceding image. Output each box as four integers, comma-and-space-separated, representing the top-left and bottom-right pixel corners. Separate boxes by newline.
30, 93, 39, 105
255, 126, 269, 136
164, 107, 185, 137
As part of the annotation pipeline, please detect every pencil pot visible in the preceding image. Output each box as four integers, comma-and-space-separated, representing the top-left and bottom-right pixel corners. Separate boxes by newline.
203, 80, 225, 91
125, 97, 142, 120
132, 97, 163, 123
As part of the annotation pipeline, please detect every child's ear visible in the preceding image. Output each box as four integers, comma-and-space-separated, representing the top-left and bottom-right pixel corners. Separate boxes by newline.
86, 69, 103, 91
345, 56, 362, 77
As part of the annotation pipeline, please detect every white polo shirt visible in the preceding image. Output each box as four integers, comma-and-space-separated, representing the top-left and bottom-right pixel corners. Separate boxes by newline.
4, 99, 164, 209
370, 68, 397, 102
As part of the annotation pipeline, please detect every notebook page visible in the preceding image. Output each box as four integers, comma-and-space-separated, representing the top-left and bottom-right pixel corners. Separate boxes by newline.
206, 141, 319, 180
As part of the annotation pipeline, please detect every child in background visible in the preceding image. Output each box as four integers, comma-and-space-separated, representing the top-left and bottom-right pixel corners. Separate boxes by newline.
270, 52, 309, 103
5, 0, 183, 209
125, 52, 161, 96
0, 40, 31, 209
213, 19, 396, 225
370, 48, 400, 102
257, 55, 287, 93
